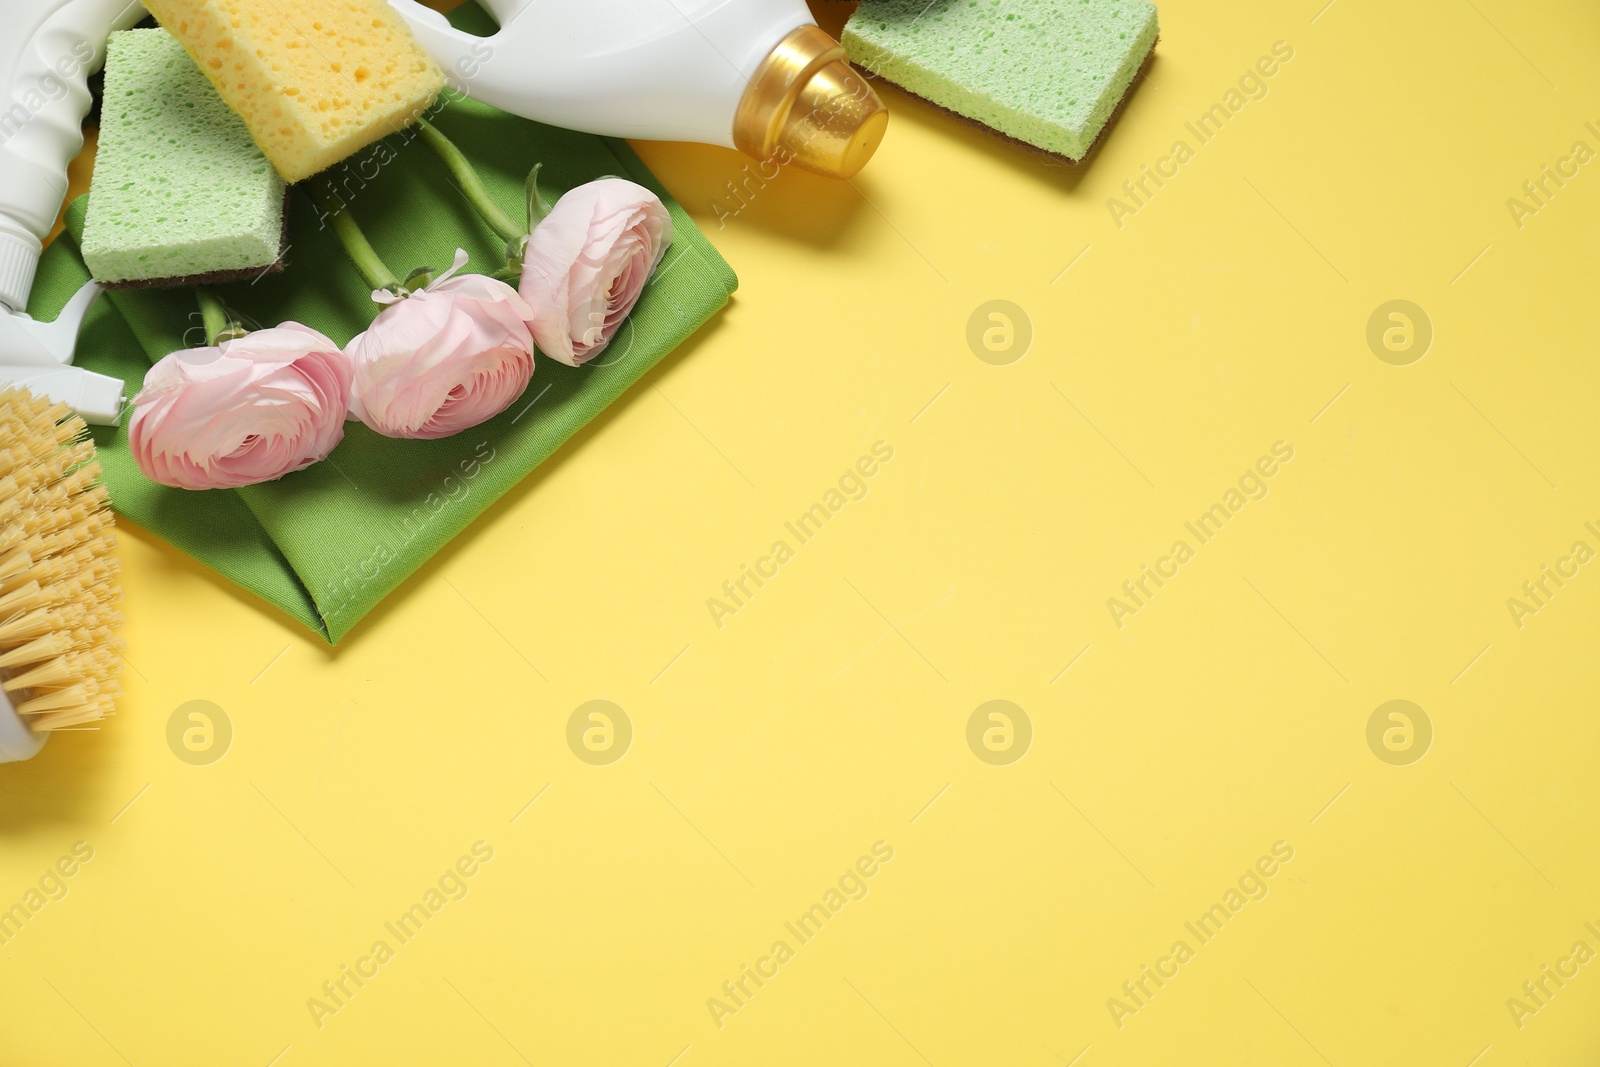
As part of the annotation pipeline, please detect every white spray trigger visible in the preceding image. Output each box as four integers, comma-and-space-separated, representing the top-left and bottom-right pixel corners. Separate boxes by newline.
14, 277, 101, 361
0, 280, 126, 426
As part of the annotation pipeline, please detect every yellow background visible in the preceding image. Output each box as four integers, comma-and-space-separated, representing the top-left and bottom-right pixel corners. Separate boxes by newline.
7, 0, 1600, 1063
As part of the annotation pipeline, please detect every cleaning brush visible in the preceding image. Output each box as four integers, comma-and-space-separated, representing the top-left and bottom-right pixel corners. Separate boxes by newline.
0, 387, 123, 763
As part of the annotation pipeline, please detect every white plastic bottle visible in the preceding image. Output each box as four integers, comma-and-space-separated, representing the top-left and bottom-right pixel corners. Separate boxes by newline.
388, 0, 889, 179
0, 0, 142, 425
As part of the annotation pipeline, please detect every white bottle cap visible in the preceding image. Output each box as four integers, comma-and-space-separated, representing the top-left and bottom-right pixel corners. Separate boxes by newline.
0, 218, 42, 315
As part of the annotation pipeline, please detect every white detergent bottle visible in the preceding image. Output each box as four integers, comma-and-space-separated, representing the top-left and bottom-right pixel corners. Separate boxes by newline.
0, 0, 144, 426
388, 0, 889, 179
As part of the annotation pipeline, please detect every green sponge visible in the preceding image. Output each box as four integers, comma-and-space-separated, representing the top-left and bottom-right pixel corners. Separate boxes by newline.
842, 0, 1159, 161
82, 28, 287, 289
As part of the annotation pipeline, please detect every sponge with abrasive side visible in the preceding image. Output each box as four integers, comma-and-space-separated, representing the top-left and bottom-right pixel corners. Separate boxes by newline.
82, 28, 287, 289
842, 0, 1159, 161
141, 0, 445, 183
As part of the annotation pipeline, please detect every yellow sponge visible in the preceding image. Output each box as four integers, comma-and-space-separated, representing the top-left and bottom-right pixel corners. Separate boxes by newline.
141, 0, 445, 183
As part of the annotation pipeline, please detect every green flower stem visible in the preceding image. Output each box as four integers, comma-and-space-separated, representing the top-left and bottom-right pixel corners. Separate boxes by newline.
416, 117, 526, 244
312, 182, 401, 292
196, 286, 245, 346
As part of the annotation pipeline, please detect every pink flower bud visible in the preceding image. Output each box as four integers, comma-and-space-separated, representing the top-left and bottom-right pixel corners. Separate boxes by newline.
347, 254, 536, 440
519, 178, 673, 366
130, 323, 351, 491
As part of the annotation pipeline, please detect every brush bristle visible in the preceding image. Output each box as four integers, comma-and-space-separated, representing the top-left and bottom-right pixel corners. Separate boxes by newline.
0, 388, 122, 733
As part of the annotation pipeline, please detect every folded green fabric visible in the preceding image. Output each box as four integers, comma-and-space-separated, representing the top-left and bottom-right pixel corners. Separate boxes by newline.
26, 4, 737, 643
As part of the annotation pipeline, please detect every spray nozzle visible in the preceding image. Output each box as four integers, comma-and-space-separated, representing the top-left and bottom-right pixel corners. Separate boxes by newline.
0, 280, 126, 426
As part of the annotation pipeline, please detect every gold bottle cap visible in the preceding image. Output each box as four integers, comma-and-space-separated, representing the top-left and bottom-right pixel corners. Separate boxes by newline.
733, 25, 889, 179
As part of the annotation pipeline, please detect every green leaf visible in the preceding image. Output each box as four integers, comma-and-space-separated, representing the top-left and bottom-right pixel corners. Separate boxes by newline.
525, 162, 553, 226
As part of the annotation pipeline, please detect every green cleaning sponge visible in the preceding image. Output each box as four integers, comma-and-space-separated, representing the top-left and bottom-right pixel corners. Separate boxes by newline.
82, 28, 287, 288
842, 0, 1159, 161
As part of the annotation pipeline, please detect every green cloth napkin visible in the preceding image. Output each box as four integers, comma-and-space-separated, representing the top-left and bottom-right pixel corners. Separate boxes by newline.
25, 5, 736, 643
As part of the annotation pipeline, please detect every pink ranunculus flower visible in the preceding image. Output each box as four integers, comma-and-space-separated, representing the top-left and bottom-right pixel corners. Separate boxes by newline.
129, 323, 352, 490
347, 249, 537, 440
519, 177, 673, 366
